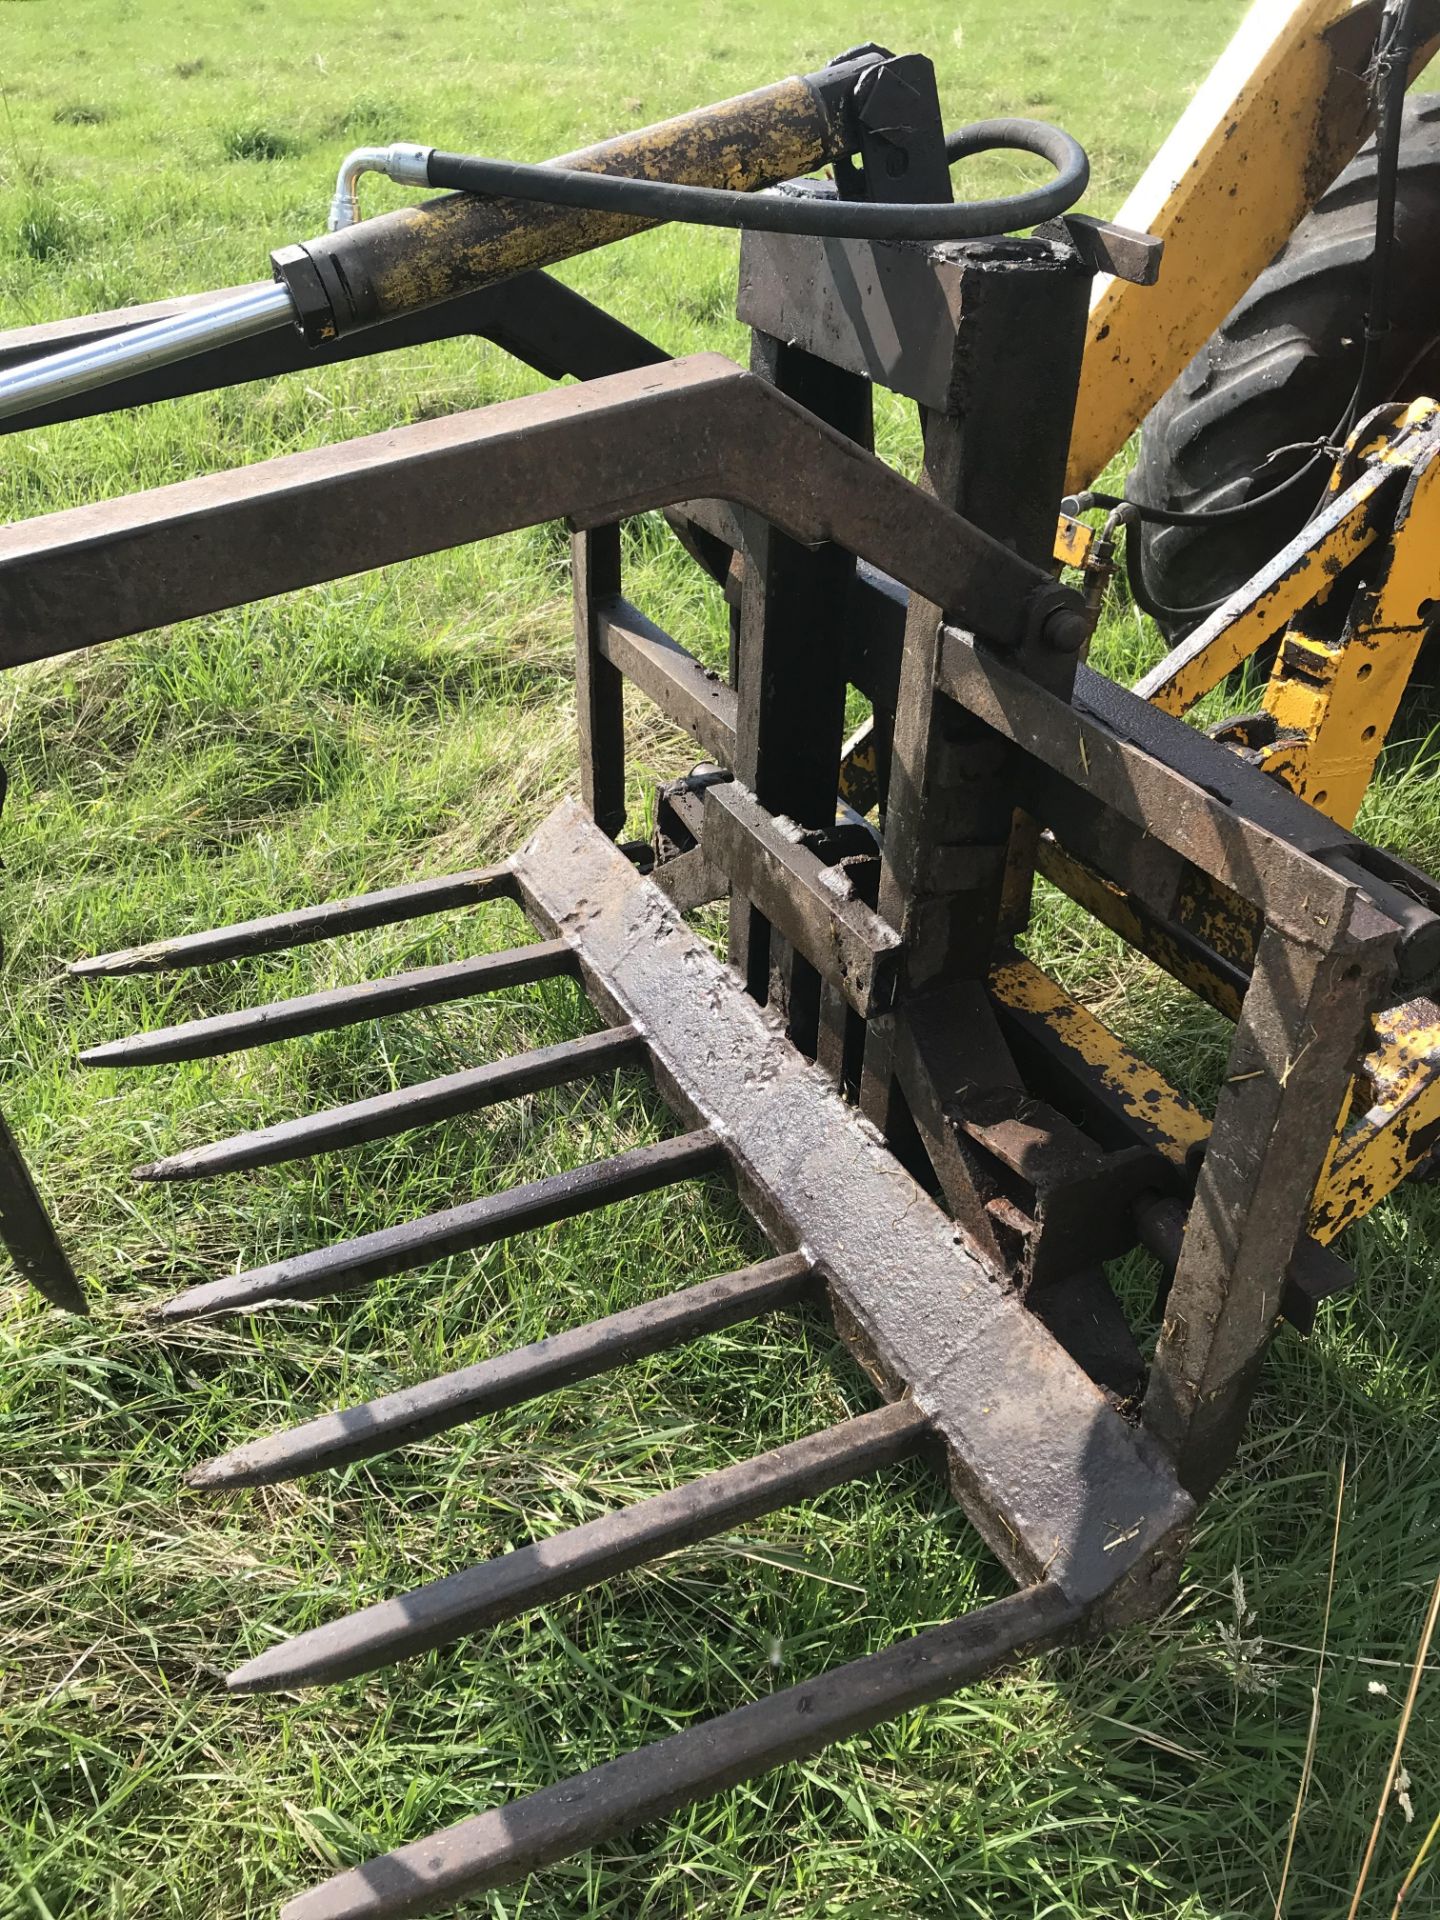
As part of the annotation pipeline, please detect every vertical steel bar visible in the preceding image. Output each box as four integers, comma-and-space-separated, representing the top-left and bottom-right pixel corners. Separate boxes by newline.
0, 1109, 85, 1314
572, 521, 628, 838
863, 243, 1093, 1147
728, 336, 872, 1033
1143, 910, 1397, 1491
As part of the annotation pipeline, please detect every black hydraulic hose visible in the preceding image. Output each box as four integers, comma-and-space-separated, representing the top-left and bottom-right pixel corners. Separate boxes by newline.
1123, 521, 1225, 626
1353, 0, 1418, 421
424, 119, 1089, 241
1075, 447, 1337, 532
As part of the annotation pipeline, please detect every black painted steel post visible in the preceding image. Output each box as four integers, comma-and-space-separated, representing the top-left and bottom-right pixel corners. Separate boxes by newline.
861, 238, 1094, 1156
572, 521, 628, 838
0, 1108, 85, 1313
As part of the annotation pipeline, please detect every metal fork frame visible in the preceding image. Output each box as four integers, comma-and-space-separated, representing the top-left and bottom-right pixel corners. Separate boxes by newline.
2, 197, 1431, 1916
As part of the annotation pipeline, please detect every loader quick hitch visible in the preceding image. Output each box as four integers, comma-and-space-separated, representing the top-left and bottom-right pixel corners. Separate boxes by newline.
5, 30, 1440, 1920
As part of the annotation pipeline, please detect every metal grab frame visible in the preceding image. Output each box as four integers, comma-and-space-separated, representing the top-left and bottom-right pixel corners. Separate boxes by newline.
6, 153, 1436, 1916
6, 27, 1440, 1920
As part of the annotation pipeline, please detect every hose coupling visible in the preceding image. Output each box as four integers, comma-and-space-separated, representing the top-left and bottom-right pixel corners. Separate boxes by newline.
328, 143, 434, 231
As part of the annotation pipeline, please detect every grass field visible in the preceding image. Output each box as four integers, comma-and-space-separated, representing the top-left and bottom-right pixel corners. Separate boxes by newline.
4, 1, 1440, 1915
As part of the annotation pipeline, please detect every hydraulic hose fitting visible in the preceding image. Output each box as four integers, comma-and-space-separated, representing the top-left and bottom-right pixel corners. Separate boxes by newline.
327, 143, 434, 231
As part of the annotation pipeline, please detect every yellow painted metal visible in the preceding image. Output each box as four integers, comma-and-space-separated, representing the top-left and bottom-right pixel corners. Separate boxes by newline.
838, 719, 881, 818
988, 954, 1209, 1169
894, 5, 1440, 1256
1024, 822, 1440, 1241
1311, 998, 1440, 1239
1065, 0, 1440, 495
990, 951, 1440, 1248
1026, 836, 1440, 1239
1132, 463, 1396, 716
1053, 514, 1094, 570
1257, 430, 1440, 826
1035, 841, 1249, 1020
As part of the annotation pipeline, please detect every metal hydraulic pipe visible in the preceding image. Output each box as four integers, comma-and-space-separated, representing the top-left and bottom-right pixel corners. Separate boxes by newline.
327, 142, 432, 231
0, 280, 295, 424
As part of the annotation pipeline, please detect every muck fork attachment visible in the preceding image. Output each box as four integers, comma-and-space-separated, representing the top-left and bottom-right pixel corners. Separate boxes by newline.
6, 40, 1440, 1919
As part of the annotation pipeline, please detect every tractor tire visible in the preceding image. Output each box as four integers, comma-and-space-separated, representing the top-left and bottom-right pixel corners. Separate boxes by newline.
1130, 93, 1440, 639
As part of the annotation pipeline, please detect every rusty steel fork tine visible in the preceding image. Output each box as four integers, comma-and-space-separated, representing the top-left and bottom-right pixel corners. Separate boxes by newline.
226, 1399, 931, 1694
279, 1580, 1078, 1920
153, 1129, 728, 1323
0, 1110, 87, 1314
188, 1252, 817, 1489
134, 1025, 647, 1181
78, 940, 577, 1068
68, 864, 517, 976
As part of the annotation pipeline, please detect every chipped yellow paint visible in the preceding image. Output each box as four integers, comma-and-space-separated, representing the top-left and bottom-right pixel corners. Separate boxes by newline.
989, 953, 1209, 1168
1311, 998, 1440, 1239
1137, 462, 1394, 717
838, 721, 881, 818
1037, 841, 1250, 1021
1354, 395, 1440, 461
1260, 434, 1440, 826
1066, 0, 1440, 493
1053, 514, 1093, 570
351, 75, 840, 323
989, 951, 1440, 1245
1034, 387, 1440, 1251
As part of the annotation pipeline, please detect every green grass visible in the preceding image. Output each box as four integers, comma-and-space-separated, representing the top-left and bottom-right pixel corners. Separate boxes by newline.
3, 1, 1440, 1915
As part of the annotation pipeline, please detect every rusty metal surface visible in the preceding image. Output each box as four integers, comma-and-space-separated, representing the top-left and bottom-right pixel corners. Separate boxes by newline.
296, 65, 859, 333
16, 112, 1434, 1910
594, 595, 737, 764
70, 864, 517, 976
189, 1253, 816, 1489
870, 239, 1090, 1019
0, 356, 1048, 669
937, 634, 1395, 951
725, 331, 870, 1054
228, 1400, 931, 1694
134, 1026, 646, 1182
514, 803, 1191, 1614
281, 1581, 1078, 1920
1145, 911, 1397, 1492
989, 953, 1355, 1334
886, 983, 1011, 1274
702, 781, 901, 1019
153, 1128, 728, 1322
572, 523, 628, 839
0, 1108, 86, 1314
79, 940, 576, 1067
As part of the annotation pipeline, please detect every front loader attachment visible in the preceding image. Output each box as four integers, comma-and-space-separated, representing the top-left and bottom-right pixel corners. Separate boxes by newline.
71, 797, 1188, 1920
5, 41, 1439, 1918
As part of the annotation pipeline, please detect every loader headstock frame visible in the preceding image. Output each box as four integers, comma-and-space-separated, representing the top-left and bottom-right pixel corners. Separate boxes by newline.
4, 43, 1440, 1920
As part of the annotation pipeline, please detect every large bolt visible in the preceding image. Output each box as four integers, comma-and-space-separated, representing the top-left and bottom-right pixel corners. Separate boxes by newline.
1041, 604, 1091, 653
